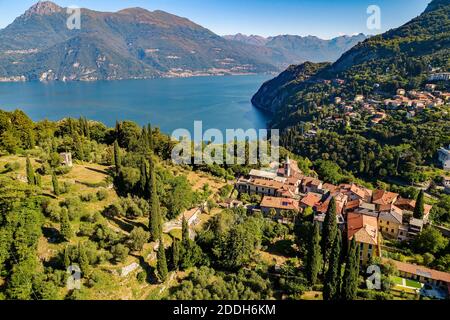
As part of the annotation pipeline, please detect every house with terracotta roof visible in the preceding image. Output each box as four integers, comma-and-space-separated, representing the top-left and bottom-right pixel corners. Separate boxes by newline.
301, 177, 323, 193
347, 213, 380, 265
260, 196, 299, 218
340, 183, 372, 202
385, 259, 450, 298
322, 183, 339, 194
372, 190, 399, 206
394, 197, 433, 222
299, 193, 322, 211
236, 177, 284, 197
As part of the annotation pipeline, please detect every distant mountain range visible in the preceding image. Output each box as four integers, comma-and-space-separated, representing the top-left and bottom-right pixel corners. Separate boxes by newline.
224, 33, 368, 64
0, 1, 367, 82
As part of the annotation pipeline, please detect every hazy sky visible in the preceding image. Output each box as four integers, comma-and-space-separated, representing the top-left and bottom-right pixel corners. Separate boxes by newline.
0, 0, 431, 39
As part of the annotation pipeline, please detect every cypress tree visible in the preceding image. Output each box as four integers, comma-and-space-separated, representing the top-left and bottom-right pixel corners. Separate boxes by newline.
60, 209, 73, 241
139, 126, 149, 152
172, 237, 180, 270
74, 133, 84, 161
323, 230, 342, 301
149, 163, 162, 241
26, 156, 35, 185
78, 243, 90, 275
26, 127, 35, 149
139, 157, 147, 196
35, 173, 42, 187
182, 215, 190, 246
147, 123, 154, 151
306, 222, 322, 285
413, 190, 425, 219
113, 140, 121, 175
341, 238, 360, 300
322, 197, 337, 268
52, 172, 60, 196
85, 117, 90, 140
63, 246, 71, 269
157, 238, 168, 282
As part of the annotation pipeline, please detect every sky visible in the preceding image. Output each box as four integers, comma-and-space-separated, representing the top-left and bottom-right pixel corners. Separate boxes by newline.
0, 0, 431, 39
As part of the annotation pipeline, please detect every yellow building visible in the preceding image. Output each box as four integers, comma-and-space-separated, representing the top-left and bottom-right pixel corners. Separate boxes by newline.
377, 204, 406, 240
347, 213, 380, 265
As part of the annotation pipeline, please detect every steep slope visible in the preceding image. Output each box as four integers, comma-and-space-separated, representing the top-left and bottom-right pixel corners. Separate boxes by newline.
0, 1, 278, 81
252, 0, 450, 125
251, 62, 330, 113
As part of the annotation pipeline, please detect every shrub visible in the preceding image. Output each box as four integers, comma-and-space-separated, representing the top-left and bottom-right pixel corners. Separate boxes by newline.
44, 201, 62, 222
96, 189, 108, 201
137, 270, 147, 283
80, 193, 95, 202
110, 244, 129, 263
54, 166, 72, 175
4, 161, 20, 172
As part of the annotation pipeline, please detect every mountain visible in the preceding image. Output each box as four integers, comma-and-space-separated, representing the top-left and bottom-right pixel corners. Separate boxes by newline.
223, 33, 269, 46
224, 33, 367, 65
0, 1, 278, 81
251, 62, 330, 113
252, 0, 450, 123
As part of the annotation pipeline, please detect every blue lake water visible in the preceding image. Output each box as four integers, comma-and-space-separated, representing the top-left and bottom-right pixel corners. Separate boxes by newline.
0, 75, 272, 138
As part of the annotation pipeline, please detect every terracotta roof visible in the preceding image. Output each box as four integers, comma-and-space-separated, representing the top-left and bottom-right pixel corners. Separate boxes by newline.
385, 259, 450, 283
286, 176, 301, 186
300, 193, 322, 207
339, 183, 372, 201
345, 199, 361, 211
260, 196, 299, 211
379, 203, 403, 214
302, 177, 322, 187
347, 213, 378, 245
279, 185, 296, 198
250, 178, 284, 190
394, 197, 416, 210
322, 183, 339, 193
372, 190, 399, 205
394, 197, 432, 216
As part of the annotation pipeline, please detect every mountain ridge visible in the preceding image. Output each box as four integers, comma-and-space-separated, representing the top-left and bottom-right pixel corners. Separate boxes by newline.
251, 0, 450, 124
0, 1, 279, 81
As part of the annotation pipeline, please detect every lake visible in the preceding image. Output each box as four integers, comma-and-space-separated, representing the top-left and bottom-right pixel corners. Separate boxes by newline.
0, 75, 272, 138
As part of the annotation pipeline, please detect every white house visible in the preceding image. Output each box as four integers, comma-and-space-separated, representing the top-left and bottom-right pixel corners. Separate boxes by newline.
438, 146, 450, 171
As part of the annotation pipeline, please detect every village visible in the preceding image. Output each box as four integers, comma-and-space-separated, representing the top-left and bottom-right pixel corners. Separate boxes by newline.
303, 76, 450, 132
233, 154, 450, 299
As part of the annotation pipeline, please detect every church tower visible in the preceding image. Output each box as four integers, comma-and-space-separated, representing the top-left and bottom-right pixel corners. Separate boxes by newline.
284, 155, 291, 177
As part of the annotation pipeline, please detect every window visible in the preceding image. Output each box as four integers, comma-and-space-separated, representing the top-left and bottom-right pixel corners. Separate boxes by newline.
391, 229, 394, 233
387, 221, 390, 225
400, 231, 403, 235
386, 227, 389, 231
368, 244, 372, 250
